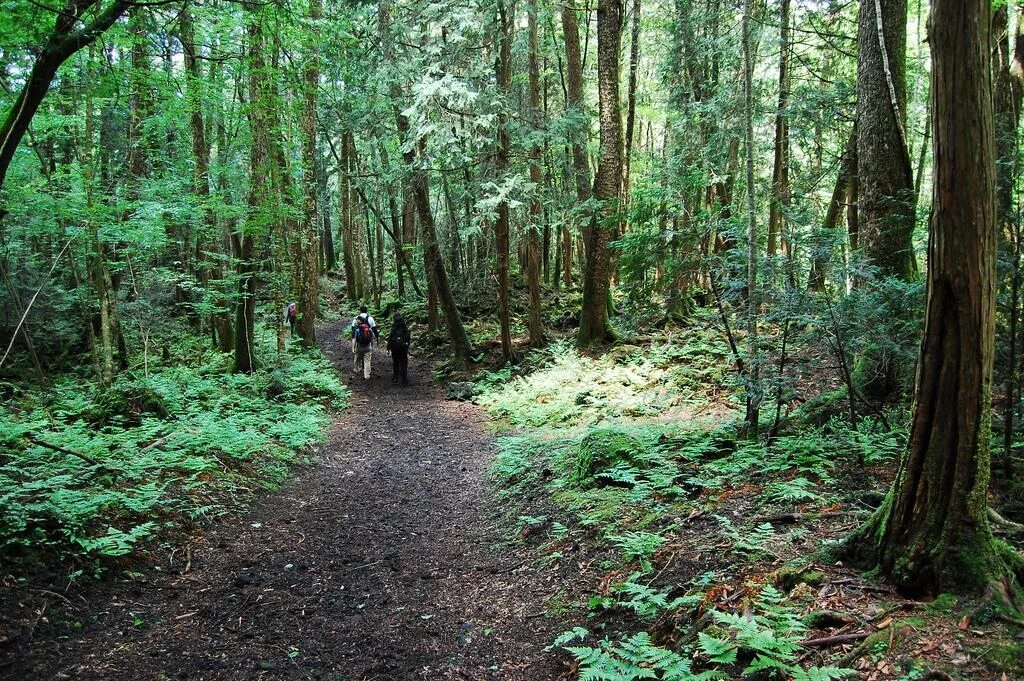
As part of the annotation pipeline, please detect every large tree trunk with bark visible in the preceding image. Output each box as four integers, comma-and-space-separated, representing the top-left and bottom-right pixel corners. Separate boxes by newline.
297, 0, 322, 347
856, 0, 915, 281
846, 0, 1023, 598
578, 0, 622, 346
561, 0, 592, 271
526, 0, 544, 347
767, 0, 790, 259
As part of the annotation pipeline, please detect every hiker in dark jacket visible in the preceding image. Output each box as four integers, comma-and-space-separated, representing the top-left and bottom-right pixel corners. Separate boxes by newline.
386, 313, 411, 385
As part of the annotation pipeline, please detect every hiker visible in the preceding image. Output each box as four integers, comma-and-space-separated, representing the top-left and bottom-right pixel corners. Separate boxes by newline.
386, 313, 411, 385
350, 306, 378, 380
286, 302, 297, 337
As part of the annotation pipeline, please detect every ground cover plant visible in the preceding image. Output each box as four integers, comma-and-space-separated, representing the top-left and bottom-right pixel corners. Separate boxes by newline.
0, 334, 347, 575
477, 322, 1024, 679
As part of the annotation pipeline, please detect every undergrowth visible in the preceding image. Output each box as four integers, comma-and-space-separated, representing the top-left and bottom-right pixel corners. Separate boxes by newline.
0, 343, 347, 573
478, 328, 903, 680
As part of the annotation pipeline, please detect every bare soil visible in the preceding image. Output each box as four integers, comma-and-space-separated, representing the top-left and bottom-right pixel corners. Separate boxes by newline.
0, 322, 564, 680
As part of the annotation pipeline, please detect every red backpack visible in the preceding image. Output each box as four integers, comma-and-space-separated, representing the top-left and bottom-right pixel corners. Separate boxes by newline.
355, 319, 373, 345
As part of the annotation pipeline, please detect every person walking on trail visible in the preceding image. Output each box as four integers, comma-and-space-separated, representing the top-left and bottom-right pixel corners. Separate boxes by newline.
386, 313, 411, 385
350, 306, 378, 380
286, 302, 297, 337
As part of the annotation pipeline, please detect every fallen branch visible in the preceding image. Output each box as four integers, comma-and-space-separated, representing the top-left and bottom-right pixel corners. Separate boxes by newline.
26, 435, 103, 467
798, 630, 872, 648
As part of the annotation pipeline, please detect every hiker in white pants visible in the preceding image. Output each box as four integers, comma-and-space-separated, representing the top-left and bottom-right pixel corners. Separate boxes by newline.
350, 306, 377, 380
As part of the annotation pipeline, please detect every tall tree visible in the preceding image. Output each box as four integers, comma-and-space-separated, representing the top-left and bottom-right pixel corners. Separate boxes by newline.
561, 0, 591, 286
766, 0, 790, 259
856, 0, 915, 281
297, 0, 322, 347
845, 0, 1023, 597
578, 0, 622, 346
494, 0, 514, 362
526, 0, 544, 347
741, 0, 760, 435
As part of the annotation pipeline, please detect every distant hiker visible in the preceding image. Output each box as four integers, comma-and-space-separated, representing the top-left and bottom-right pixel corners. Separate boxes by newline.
350, 306, 378, 380
286, 302, 297, 337
386, 313, 411, 385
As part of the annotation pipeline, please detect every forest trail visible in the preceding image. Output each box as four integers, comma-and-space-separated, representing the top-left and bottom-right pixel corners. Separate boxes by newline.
5, 321, 562, 680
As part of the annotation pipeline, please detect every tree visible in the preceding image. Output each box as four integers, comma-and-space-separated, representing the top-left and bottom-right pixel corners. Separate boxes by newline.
741, 0, 760, 436
844, 0, 1023, 598
0, 0, 132, 198
526, 0, 544, 347
561, 0, 591, 286
297, 0, 323, 347
578, 0, 622, 346
856, 0, 915, 281
494, 0, 515, 362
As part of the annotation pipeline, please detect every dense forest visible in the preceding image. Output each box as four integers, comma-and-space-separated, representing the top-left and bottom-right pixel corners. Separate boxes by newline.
3, 0, 1024, 678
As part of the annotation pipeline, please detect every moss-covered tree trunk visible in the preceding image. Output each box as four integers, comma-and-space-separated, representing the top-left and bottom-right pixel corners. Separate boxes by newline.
526, 0, 544, 348
848, 0, 1022, 597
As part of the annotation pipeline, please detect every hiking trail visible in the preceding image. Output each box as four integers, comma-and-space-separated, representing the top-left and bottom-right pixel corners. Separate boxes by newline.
4, 321, 561, 680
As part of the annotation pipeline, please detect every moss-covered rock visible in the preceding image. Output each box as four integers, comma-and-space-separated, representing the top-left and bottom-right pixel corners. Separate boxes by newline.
771, 565, 826, 592
572, 426, 647, 486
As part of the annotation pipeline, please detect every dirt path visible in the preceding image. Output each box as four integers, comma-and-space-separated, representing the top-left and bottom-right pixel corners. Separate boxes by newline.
2, 322, 563, 680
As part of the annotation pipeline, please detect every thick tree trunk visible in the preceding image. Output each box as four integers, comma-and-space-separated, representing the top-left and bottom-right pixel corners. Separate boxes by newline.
235, 11, 273, 374
297, 0, 322, 347
526, 0, 544, 347
578, 0, 622, 346
856, 0, 915, 281
849, 0, 1022, 597
561, 0, 592, 260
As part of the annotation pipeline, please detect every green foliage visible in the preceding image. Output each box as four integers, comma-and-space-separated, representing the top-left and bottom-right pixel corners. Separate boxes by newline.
0, 347, 347, 568
607, 531, 667, 572
567, 632, 721, 681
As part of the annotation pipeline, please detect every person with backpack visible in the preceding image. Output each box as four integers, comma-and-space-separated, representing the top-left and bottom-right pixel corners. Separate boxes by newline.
350, 306, 378, 380
386, 313, 411, 385
286, 302, 297, 337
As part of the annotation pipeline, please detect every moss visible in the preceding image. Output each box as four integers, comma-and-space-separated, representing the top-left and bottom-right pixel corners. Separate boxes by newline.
976, 642, 1024, 673
572, 426, 647, 486
771, 565, 825, 592
793, 389, 849, 427
924, 593, 960, 614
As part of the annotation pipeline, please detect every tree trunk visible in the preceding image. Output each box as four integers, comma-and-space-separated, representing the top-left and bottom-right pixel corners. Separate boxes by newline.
808, 131, 855, 291
494, 0, 515, 362
297, 0, 322, 347
767, 0, 790, 259
856, 0, 915, 281
561, 0, 592, 259
621, 0, 641, 202
741, 0, 760, 436
235, 10, 272, 374
848, 0, 1022, 598
578, 0, 622, 346
526, 0, 544, 347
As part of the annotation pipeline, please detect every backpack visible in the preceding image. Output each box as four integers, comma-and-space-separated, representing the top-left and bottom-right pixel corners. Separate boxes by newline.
354, 318, 373, 346
390, 326, 409, 351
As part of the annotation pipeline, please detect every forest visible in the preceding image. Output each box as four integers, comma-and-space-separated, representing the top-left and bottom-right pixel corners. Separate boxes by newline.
2, 0, 1024, 678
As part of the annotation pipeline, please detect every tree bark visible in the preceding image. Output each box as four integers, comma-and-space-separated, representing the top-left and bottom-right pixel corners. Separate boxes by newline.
494, 0, 515, 362
741, 0, 760, 436
527, 0, 544, 347
577, 0, 622, 346
856, 0, 915, 281
767, 0, 790, 259
621, 0, 641, 203
297, 0, 322, 347
561, 0, 592, 262
848, 0, 1022, 597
